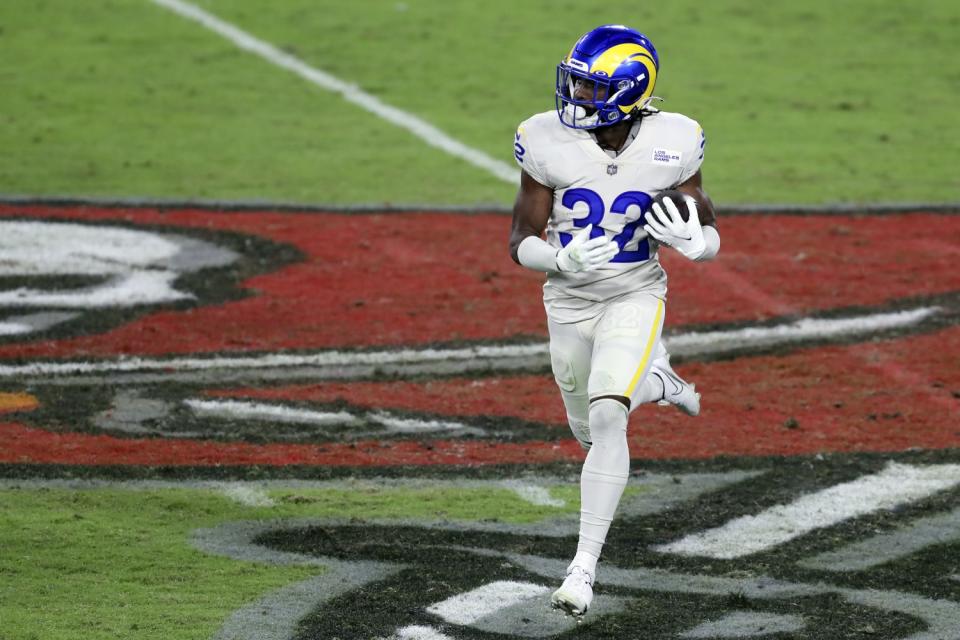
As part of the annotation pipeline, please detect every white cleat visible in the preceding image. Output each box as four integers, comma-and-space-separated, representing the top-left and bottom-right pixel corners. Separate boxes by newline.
651, 355, 701, 416
550, 565, 594, 618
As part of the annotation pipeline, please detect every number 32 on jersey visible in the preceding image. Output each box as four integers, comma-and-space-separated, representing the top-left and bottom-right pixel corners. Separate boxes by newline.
558, 188, 653, 263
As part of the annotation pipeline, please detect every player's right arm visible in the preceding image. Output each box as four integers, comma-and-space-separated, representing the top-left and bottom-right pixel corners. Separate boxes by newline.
509, 169, 554, 265
509, 119, 618, 272
508, 171, 618, 273
508, 168, 618, 273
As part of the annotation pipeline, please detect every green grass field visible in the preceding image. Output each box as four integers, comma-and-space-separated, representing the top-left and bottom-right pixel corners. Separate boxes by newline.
2, 0, 958, 205
0, 482, 594, 639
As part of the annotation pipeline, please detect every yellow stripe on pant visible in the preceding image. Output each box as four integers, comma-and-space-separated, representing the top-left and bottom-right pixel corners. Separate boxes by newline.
623, 298, 664, 397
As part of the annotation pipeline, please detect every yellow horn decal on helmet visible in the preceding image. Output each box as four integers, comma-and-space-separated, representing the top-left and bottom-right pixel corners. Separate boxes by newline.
589, 43, 658, 113
589, 43, 656, 76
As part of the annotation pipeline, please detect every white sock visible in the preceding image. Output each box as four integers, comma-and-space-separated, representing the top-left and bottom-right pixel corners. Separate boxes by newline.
633, 374, 665, 405
575, 398, 630, 577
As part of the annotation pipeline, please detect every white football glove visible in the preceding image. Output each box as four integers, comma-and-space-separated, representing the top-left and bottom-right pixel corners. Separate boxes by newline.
643, 195, 707, 260
556, 224, 619, 272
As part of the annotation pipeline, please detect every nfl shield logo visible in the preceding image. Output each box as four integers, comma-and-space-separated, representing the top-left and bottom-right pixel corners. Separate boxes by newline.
607, 164, 618, 176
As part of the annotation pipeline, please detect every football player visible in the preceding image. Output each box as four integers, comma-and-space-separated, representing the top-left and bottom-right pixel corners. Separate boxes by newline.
508, 24, 720, 617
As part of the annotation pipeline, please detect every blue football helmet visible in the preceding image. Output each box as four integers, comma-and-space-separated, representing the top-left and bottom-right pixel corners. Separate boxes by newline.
556, 24, 660, 130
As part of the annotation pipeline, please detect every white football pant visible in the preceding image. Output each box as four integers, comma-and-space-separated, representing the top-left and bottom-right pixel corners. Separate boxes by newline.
548, 291, 666, 447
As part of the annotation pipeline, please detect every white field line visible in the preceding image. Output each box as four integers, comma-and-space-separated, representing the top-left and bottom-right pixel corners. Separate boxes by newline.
185, 399, 360, 426
390, 626, 456, 640
0, 343, 548, 378
666, 306, 938, 356
0, 306, 937, 379
184, 398, 483, 435
149, 0, 517, 185
426, 581, 550, 625
655, 462, 960, 559
366, 411, 485, 435
0, 322, 32, 336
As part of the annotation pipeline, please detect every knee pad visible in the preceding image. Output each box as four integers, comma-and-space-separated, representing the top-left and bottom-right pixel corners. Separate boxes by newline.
551, 352, 578, 393
588, 398, 628, 447
584, 398, 630, 478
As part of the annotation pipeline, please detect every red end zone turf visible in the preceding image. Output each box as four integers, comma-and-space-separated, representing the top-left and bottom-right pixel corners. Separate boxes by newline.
0, 204, 956, 466
0, 204, 956, 358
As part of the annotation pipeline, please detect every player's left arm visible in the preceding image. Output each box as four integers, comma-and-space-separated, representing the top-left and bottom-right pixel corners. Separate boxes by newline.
674, 169, 717, 229
645, 169, 721, 262
644, 119, 720, 261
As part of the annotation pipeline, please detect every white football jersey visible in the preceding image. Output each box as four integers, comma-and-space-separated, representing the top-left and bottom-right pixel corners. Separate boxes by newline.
515, 109, 706, 323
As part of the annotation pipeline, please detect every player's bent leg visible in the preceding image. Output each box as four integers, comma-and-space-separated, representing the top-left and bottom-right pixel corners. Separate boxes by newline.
551, 395, 629, 618
631, 342, 701, 415
589, 293, 665, 408
650, 352, 701, 416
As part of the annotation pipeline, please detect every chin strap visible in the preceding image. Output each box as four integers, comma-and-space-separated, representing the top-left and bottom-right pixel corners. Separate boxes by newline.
562, 94, 663, 129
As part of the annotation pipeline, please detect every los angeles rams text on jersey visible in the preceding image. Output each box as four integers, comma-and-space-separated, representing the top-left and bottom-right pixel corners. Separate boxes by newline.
515, 109, 705, 324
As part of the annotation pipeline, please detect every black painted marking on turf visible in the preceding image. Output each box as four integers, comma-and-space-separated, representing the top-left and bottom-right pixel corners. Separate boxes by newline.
15, 383, 563, 445
2, 448, 959, 481
247, 454, 959, 638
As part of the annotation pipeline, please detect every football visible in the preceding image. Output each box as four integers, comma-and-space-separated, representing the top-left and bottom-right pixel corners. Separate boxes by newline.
649, 189, 690, 223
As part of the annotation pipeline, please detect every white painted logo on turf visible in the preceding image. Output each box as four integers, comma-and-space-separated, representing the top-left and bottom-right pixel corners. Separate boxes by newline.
187, 466, 960, 640
655, 462, 960, 559
0, 305, 939, 380
426, 581, 550, 626
0, 220, 237, 334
